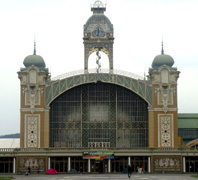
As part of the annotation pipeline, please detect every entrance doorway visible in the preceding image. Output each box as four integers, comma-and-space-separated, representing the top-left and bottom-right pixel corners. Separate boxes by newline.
111, 157, 128, 173
131, 156, 148, 173
91, 159, 108, 173
50, 157, 68, 173
71, 157, 88, 173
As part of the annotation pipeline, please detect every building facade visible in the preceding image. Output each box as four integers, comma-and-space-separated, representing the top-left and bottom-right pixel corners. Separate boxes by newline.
1, 0, 198, 174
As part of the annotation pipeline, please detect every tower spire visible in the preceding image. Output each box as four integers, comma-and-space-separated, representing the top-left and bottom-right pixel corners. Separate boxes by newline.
33, 35, 36, 55
161, 41, 164, 55
33, 41, 36, 55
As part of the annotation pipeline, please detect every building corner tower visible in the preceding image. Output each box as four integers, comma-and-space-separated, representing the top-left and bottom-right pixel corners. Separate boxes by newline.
148, 42, 182, 148
18, 43, 50, 148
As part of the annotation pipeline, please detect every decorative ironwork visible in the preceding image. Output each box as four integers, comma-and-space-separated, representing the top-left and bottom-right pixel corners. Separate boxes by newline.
96, 49, 101, 73
50, 83, 148, 148
46, 72, 152, 107
51, 69, 144, 81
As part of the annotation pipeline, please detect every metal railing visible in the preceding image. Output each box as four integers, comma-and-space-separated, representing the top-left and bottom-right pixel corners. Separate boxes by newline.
51, 68, 144, 81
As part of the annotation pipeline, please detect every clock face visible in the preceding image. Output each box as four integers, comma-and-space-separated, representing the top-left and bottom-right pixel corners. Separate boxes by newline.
94, 27, 104, 37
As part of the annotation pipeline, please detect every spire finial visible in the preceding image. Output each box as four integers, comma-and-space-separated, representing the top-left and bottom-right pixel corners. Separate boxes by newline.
33, 35, 36, 55
161, 41, 164, 55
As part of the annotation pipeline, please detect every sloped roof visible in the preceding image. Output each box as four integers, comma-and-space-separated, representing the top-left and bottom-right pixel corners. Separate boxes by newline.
178, 113, 198, 128
0, 138, 20, 148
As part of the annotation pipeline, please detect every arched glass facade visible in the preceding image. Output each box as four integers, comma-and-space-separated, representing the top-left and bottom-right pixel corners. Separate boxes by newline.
50, 83, 148, 148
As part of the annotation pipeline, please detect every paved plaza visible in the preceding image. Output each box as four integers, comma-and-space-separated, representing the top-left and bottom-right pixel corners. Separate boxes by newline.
0, 174, 197, 180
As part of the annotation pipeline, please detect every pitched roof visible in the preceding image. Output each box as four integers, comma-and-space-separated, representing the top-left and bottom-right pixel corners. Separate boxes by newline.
178, 113, 198, 128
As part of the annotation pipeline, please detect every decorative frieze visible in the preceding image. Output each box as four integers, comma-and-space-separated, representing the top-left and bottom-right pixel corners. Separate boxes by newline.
18, 157, 45, 172
153, 156, 180, 172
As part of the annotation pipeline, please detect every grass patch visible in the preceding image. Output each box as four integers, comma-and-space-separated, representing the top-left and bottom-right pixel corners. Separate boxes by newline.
0, 177, 15, 180
192, 175, 198, 178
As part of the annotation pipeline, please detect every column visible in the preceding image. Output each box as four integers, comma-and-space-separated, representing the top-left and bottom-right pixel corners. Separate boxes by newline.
68, 157, 71, 172
13, 157, 16, 174
48, 157, 50, 170
88, 159, 91, 173
128, 156, 131, 165
108, 159, 111, 173
148, 157, 151, 173
183, 157, 186, 173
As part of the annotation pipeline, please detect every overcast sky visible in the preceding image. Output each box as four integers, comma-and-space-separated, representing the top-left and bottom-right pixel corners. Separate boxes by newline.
0, 0, 198, 136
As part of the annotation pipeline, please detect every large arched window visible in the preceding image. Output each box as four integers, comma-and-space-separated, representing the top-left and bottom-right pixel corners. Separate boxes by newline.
50, 83, 148, 148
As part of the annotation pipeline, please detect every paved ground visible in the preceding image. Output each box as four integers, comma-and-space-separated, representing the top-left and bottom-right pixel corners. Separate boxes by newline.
0, 174, 197, 180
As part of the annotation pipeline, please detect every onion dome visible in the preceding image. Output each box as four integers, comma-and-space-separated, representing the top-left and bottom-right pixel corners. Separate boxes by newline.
23, 42, 46, 70
152, 42, 174, 69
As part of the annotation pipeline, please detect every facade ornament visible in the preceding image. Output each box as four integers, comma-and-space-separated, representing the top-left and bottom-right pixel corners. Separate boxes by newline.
162, 89, 168, 113
155, 87, 160, 94
155, 85, 176, 113
30, 89, 36, 114
28, 86, 39, 114
22, 87, 28, 95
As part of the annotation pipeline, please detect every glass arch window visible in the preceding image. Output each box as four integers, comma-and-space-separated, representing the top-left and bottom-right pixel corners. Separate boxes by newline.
50, 83, 148, 148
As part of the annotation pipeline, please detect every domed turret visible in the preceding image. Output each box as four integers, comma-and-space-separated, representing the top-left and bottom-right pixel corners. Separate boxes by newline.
23, 42, 46, 70
152, 42, 174, 69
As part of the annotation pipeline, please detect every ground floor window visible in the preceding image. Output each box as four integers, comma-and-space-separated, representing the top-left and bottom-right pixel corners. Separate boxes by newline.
0, 157, 13, 173
186, 156, 198, 173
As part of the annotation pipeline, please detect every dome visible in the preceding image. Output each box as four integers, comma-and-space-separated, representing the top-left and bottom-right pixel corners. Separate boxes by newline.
84, 14, 113, 32
23, 42, 46, 70
152, 42, 174, 68
152, 54, 174, 68
84, 0, 113, 32
23, 54, 46, 69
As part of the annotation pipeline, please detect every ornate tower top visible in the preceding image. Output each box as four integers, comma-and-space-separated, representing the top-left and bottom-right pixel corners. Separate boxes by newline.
91, 0, 106, 13
84, 0, 114, 73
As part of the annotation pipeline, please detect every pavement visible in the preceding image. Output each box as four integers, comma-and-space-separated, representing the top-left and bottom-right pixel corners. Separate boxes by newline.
0, 174, 197, 180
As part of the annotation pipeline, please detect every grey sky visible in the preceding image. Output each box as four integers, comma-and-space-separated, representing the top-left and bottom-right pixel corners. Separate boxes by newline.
0, 0, 198, 135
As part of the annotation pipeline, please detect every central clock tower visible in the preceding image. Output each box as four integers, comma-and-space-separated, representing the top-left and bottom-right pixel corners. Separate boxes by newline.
83, 0, 114, 73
